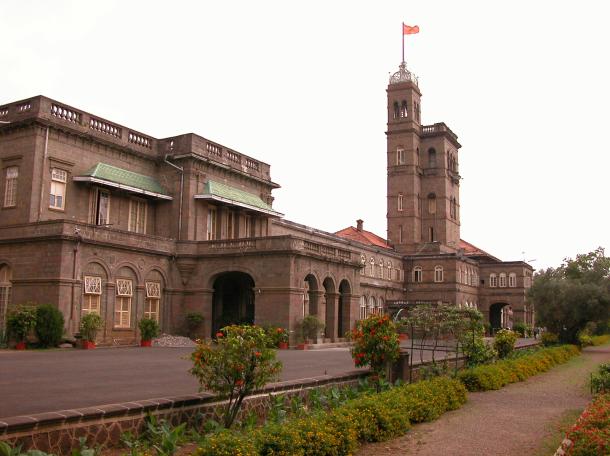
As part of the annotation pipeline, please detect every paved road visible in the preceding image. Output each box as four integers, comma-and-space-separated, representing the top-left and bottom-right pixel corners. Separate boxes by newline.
0, 338, 536, 419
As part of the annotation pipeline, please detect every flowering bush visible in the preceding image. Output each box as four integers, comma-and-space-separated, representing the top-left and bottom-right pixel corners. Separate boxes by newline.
349, 315, 400, 387
493, 329, 518, 358
564, 393, 610, 456
591, 363, 610, 394
264, 326, 289, 347
190, 325, 282, 428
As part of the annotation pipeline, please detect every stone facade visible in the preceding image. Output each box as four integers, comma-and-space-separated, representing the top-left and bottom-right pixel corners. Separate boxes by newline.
0, 62, 533, 344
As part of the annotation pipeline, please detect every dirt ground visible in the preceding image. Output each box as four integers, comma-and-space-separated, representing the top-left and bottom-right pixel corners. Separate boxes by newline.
356, 345, 610, 456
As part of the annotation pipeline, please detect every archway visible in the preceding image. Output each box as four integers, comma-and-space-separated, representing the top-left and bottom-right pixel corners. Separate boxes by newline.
338, 280, 351, 338
489, 302, 512, 331
212, 272, 255, 336
304, 274, 319, 317
323, 277, 335, 339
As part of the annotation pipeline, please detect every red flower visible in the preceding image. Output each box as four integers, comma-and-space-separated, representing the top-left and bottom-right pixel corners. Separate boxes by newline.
216, 332, 223, 338
254, 351, 261, 357
235, 379, 244, 386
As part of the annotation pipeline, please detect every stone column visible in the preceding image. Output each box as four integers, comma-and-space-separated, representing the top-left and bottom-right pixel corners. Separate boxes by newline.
325, 291, 339, 341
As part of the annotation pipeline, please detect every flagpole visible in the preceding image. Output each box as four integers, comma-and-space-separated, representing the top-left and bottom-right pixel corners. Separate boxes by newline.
402, 22, 405, 63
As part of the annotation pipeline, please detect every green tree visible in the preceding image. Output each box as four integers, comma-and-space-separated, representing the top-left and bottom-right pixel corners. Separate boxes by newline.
529, 247, 610, 343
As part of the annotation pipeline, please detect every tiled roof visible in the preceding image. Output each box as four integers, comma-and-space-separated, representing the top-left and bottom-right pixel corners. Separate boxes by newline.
334, 226, 390, 249
459, 239, 500, 261
77, 163, 170, 196
195, 180, 283, 217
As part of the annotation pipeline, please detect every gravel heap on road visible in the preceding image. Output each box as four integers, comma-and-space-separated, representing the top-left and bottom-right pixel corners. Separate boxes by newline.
153, 334, 197, 348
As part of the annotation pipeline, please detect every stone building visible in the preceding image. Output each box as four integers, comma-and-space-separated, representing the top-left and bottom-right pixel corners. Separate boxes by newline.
0, 61, 532, 345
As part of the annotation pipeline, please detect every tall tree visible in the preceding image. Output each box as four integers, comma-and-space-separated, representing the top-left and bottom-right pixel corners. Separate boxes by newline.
529, 247, 610, 343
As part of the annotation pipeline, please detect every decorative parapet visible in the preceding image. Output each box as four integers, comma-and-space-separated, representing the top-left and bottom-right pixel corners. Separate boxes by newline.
0, 96, 158, 157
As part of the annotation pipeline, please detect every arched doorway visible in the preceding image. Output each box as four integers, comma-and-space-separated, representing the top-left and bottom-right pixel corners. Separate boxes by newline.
212, 272, 255, 336
489, 302, 512, 331
323, 277, 335, 339
338, 280, 351, 338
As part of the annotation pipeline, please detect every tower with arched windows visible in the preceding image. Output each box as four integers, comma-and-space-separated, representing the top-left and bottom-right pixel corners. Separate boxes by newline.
386, 62, 462, 254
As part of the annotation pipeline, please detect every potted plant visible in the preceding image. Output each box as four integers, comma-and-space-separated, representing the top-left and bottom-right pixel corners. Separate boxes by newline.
297, 315, 325, 349
7, 305, 37, 350
138, 318, 159, 347
80, 313, 102, 349
266, 326, 289, 349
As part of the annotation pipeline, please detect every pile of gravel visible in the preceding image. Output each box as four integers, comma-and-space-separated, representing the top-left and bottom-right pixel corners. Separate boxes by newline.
153, 333, 197, 348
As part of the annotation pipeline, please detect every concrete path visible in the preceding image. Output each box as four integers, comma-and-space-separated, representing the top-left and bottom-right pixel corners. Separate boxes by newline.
356, 344, 610, 456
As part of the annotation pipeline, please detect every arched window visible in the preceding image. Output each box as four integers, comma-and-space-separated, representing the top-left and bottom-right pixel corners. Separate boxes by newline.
359, 296, 367, 319
464, 268, 469, 285
145, 280, 162, 323
400, 100, 408, 118
413, 266, 423, 283
378, 259, 384, 278
428, 148, 437, 168
386, 262, 392, 280
499, 273, 507, 287
489, 273, 498, 287
509, 273, 517, 288
377, 298, 384, 315
434, 266, 444, 283
393, 102, 400, 119
398, 193, 404, 212
369, 257, 375, 277
369, 296, 376, 316
428, 193, 436, 214
0, 264, 12, 328
83, 275, 102, 316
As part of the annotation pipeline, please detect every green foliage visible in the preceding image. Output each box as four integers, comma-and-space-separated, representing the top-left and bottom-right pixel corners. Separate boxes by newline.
0, 442, 22, 456
458, 345, 580, 392
528, 247, 610, 344
185, 312, 204, 339
6, 305, 37, 342
71, 437, 99, 456
144, 415, 186, 456
190, 325, 282, 428
297, 315, 324, 341
263, 326, 288, 347
564, 393, 610, 456
512, 322, 527, 337
0, 327, 7, 348
35, 304, 64, 348
79, 313, 102, 342
541, 332, 559, 346
138, 318, 160, 341
195, 377, 467, 456
591, 334, 610, 346
578, 332, 593, 347
493, 329, 518, 358
348, 315, 399, 387
591, 363, 610, 394
461, 335, 497, 367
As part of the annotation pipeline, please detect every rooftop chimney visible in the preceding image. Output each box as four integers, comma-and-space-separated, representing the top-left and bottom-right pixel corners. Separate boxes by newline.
356, 219, 363, 231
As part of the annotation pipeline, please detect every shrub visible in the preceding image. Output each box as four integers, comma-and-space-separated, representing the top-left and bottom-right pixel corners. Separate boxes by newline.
493, 329, 518, 358
263, 326, 289, 347
34, 304, 65, 348
348, 315, 400, 388
190, 325, 282, 428
138, 318, 160, 341
578, 332, 593, 347
80, 313, 103, 342
297, 315, 324, 341
513, 322, 527, 337
591, 334, 610, 346
185, 312, 204, 339
461, 336, 496, 367
564, 393, 610, 456
591, 363, 610, 394
541, 332, 559, 346
6, 305, 37, 343
195, 430, 258, 456
458, 345, 580, 392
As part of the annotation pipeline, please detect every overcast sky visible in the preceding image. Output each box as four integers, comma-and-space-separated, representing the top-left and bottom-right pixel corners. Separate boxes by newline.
2, 0, 609, 270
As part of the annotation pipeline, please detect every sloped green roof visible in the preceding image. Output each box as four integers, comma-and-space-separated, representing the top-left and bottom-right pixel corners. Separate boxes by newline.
196, 180, 282, 216
76, 163, 170, 198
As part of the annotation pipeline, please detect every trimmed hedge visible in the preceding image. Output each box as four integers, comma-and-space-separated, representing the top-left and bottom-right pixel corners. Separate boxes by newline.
195, 377, 467, 456
591, 334, 610, 346
458, 345, 580, 392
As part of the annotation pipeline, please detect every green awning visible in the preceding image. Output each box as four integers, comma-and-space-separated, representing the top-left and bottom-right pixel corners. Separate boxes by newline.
73, 163, 172, 200
195, 180, 283, 217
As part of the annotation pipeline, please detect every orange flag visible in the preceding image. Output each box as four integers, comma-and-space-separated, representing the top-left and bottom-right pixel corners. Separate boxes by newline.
403, 24, 420, 35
